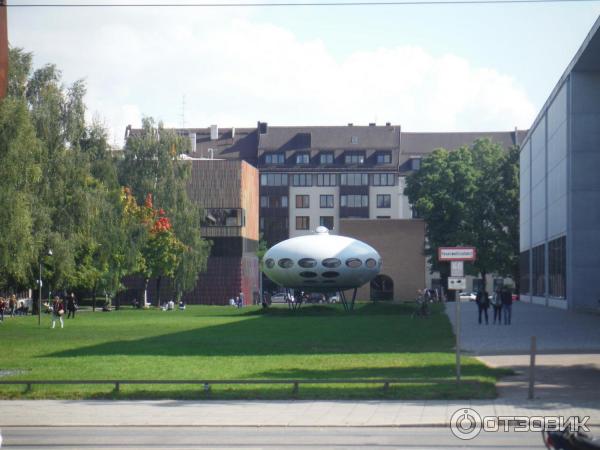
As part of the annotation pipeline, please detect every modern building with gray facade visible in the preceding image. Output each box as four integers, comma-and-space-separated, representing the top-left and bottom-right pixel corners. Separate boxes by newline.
519, 16, 600, 311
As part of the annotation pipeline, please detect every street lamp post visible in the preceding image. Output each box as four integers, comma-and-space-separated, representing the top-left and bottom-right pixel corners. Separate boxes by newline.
38, 249, 52, 326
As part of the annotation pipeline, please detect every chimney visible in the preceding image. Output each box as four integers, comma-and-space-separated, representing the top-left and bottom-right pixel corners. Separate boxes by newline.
189, 132, 197, 153
258, 121, 268, 134
514, 126, 519, 146
369, 123, 376, 127
231, 127, 235, 139
210, 124, 218, 140
386, 122, 391, 127
0, 0, 8, 99
348, 123, 353, 127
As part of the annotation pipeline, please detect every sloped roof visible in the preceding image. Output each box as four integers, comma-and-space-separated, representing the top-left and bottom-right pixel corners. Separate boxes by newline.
258, 125, 401, 151
400, 131, 526, 155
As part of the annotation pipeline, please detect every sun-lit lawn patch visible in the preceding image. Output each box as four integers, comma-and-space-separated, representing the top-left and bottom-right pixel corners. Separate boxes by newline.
0, 303, 506, 399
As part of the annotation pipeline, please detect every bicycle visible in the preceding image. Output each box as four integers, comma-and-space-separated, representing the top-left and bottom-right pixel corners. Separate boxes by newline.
411, 291, 430, 318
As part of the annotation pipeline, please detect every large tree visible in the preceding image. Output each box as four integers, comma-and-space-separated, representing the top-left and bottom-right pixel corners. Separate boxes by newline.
405, 138, 520, 293
119, 119, 210, 305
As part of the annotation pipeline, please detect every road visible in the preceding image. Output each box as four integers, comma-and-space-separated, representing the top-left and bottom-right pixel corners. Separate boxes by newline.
0, 426, 544, 449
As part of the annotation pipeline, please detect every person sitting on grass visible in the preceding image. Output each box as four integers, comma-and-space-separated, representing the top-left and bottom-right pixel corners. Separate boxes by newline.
178, 300, 186, 310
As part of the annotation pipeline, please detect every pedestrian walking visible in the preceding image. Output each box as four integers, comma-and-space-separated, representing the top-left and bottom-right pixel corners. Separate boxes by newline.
501, 287, 512, 325
0, 297, 5, 323
67, 292, 77, 319
9, 295, 16, 317
491, 288, 503, 325
51, 296, 65, 329
476, 290, 490, 325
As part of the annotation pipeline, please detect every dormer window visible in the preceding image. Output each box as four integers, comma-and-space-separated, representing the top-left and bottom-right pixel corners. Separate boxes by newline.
376, 152, 392, 164
265, 153, 284, 165
319, 152, 334, 165
296, 153, 310, 165
345, 152, 365, 165
410, 157, 422, 171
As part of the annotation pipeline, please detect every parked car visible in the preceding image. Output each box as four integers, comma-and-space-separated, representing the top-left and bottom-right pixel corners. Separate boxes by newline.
308, 292, 326, 303
458, 291, 477, 302
327, 294, 339, 303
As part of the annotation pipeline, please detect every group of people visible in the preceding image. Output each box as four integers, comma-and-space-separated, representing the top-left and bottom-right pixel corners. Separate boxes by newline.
48, 293, 78, 329
0, 295, 28, 321
475, 287, 513, 325
229, 292, 245, 308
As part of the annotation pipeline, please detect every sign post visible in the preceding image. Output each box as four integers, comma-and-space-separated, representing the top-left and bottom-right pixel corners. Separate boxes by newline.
439, 247, 476, 384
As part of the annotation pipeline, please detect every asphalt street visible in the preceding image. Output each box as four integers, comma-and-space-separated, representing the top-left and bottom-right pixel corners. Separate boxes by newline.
0, 426, 544, 449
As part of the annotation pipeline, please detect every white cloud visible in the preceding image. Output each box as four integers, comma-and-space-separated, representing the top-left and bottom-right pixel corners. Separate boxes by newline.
10, 9, 536, 145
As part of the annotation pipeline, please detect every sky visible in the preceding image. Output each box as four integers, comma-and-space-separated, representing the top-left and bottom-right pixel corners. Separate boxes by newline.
7, 0, 600, 146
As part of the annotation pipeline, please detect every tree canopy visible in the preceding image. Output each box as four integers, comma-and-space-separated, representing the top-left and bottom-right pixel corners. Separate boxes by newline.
1, 46, 210, 306
405, 138, 520, 289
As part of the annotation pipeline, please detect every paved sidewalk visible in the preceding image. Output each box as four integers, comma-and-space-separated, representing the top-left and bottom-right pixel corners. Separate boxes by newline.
445, 301, 600, 355
1, 399, 599, 427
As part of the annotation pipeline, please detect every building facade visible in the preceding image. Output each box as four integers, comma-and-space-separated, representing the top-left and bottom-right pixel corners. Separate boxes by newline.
519, 16, 600, 311
127, 123, 524, 302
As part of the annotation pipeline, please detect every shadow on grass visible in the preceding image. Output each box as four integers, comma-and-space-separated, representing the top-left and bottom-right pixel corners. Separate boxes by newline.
250, 364, 508, 380
47, 303, 454, 358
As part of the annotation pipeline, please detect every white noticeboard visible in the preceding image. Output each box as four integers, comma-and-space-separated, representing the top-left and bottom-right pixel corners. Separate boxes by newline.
439, 247, 476, 261
448, 277, 466, 291
450, 261, 464, 277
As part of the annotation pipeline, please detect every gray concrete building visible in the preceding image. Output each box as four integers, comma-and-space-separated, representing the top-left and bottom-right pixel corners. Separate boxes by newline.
519, 16, 600, 311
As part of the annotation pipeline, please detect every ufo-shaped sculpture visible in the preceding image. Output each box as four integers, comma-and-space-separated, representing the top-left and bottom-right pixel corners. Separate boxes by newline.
262, 226, 382, 310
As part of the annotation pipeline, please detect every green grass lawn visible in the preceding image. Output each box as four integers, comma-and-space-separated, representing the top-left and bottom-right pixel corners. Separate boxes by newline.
0, 302, 507, 400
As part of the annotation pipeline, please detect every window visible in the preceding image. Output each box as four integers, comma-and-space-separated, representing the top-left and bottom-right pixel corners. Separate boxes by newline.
410, 157, 422, 171
520, 250, 530, 295
341, 195, 368, 208
322, 258, 341, 268
340, 173, 368, 186
278, 258, 294, 268
291, 173, 312, 186
351, 136, 358, 144
366, 258, 377, 268
376, 194, 391, 208
372, 173, 396, 186
202, 208, 243, 227
260, 217, 264, 230
295, 216, 310, 230
532, 244, 545, 296
345, 152, 365, 164
260, 195, 288, 208
295, 195, 310, 208
548, 236, 566, 298
376, 152, 392, 164
320, 195, 334, 208
316, 173, 337, 186
295, 153, 310, 164
260, 173, 288, 186
298, 258, 317, 268
320, 216, 334, 229
320, 152, 334, 164
345, 258, 362, 268
265, 153, 284, 164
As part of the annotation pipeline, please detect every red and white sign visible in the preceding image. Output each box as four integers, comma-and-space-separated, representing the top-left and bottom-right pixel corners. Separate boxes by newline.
438, 247, 476, 261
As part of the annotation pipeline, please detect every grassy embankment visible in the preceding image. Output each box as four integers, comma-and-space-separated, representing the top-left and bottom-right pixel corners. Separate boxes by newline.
0, 302, 507, 399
